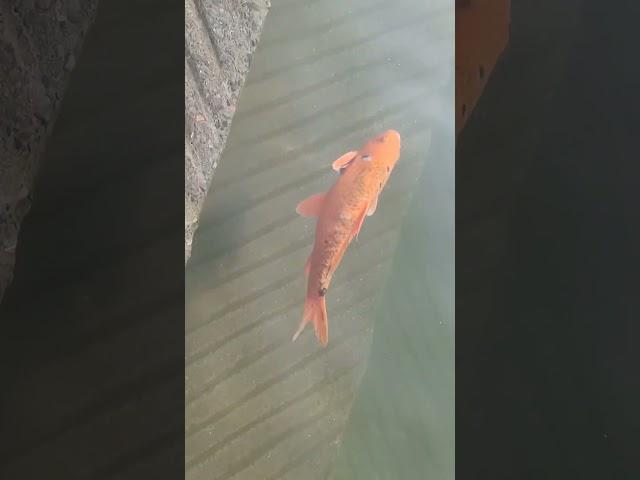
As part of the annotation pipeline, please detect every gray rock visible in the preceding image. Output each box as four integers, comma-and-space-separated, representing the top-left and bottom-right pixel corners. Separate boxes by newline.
184, 0, 271, 265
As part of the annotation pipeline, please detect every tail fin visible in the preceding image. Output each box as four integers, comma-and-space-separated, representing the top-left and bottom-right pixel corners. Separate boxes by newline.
292, 295, 328, 347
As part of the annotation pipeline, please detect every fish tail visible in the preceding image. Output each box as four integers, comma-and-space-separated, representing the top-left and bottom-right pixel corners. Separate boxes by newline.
292, 295, 329, 347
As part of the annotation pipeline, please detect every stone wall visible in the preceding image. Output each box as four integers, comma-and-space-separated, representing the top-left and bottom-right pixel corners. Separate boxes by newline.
184, 0, 270, 264
0, 0, 99, 302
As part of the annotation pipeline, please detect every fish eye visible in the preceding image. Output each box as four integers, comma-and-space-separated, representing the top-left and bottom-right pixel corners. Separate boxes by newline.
362, 154, 372, 161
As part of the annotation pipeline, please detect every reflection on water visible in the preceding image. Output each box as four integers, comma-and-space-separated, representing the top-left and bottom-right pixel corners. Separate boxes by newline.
186, 0, 453, 478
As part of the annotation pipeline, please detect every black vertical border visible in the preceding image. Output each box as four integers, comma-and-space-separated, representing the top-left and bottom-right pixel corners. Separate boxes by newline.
456, 1, 640, 478
0, 1, 185, 478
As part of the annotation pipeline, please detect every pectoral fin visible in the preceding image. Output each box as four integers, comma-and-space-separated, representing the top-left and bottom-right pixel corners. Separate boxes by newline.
296, 193, 326, 217
352, 205, 368, 241
331, 151, 358, 172
367, 195, 378, 216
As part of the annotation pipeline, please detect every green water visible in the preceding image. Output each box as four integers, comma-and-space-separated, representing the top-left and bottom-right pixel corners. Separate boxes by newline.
333, 116, 454, 479
186, 0, 454, 477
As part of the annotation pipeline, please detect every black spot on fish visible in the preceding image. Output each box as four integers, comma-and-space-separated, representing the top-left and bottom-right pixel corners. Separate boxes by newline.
319, 287, 327, 297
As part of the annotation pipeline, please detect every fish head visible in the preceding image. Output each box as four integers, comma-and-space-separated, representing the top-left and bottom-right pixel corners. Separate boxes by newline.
361, 129, 401, 173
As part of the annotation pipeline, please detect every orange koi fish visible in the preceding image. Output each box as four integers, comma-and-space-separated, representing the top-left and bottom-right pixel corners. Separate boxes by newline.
292, 130, 402, 347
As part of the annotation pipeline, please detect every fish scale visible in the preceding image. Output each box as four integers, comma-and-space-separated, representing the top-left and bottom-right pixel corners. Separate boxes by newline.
292, 129, 402, 346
